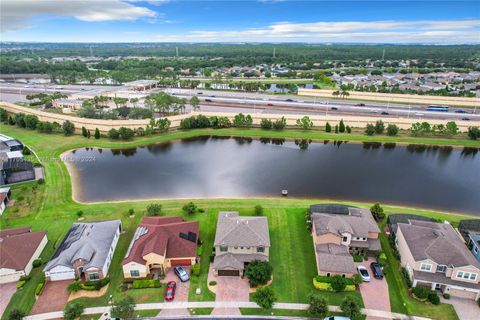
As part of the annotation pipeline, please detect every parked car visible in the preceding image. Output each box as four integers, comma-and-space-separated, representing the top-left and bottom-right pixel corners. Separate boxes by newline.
357, 265, 371, 282
174, 266, 190, 282
370, 262, 384, 279
164, 281, 176, 301
455, 109, 467, 113
197, 92, 203, 94
356, 103, 365, 106
323, 316, 351, 320
331, 107, 338, 110
381, 111, 389, 115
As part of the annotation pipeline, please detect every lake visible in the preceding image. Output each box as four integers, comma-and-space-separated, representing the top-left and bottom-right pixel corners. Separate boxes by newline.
64, 136, 480, 215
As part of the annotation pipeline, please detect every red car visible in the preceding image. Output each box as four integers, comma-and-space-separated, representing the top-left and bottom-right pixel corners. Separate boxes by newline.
164, 281, 176, 301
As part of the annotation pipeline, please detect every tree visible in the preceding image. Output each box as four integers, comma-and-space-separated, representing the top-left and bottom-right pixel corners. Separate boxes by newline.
370, 202, 385, 221
62, 120, 75, 136
252, 286, 276, 310
108, 128, 120, 140
118, 127, 134, 140
325, 122, 332, 133
272, 117, 286, 130
110, 296, 135, 319
234, 113, 253, 128
156, 118, 171, 132
374, 120, 385, 134
24, 114, 39, 130
254, 205, 264, 216
94, 128, 100, 139
445, 121, 458, 136
260, 118, 273, 129
340, 296, 361, 319
467, 126, 480, 140
8, 309, 24, 320
339, 119, 346, 133
334, 125, 339, 133
365, 124, 375, 136
386, 124, 399, 136
190, 96, 200, 111
146, 203, 162, 216
346, 125, 352, 133
86, 130, 91, 139
296, 116, 313, 130
81, 126, 88, 137
308, 294, 328, 318
330, 275, 347, 292
182, 202, 197, 215
0, 108, 8, 123
64, 303, 84, 320
245, 260, 273, 287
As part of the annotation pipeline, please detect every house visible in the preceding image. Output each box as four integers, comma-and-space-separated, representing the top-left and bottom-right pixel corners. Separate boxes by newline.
467, 234, 480, 262
458, 219, 480, 243
0, 187, 11, 215
0, 227, 48, 284
122, 216, 199, 279
395, 220, 480, 300
212, 212, 270, 276
387, 213, 436, 236
52, 98, 84, 113
0, 134, 23, 152
44, 220, 121, 282
309, 204, 381, 277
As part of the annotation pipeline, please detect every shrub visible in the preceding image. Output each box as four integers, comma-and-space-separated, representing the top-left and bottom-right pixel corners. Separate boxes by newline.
128, 208, 135, 216
252, 286, 276, 310
468, 126, 480, 140
254, 205, 264, 216
260, 118, 273, 129
352, 274, 363, 286
132, 279, 161, 289
346, 125, 352, 133
94, 128, 101, 139
325, 122, 332, 132
365, 123, 375, 135
233, 113, 253, 127
330, 275, 347, 292
312, 277, 355, 291
19, 275, 31, 282
413, 286, 430, 300
428, 292, 440, 305
245, 260, 273, 287
8, 309, 25, 320
35, 282, 45, 296
67, 280, 82, 293
182, 202, 197, 215
340, 296, 361, 319
81, 126, 88, 137
334, 124, 338, 133
272, 117, 286, 130
111, 296, 135, 318
339, 119, 346, 133
353, 255, 363, 262
387, 124, 399, 136
209, 281, 217, 286
64, 303, 84, 320
76, 210, 83, 218
443, 293, 450, 299
62, 120, 75, 136
308, 293, 328, 317
146, 203, 162, 216
314, 275, 354, 285
32, 259, 42, 268
16, 280, 26, 289
192, 264, 201, 277
370, 202, 385, 221
118, 127, 134, 140
401, 268, 412, 287
375, 120, 385, 134
296, 116, 313, 130
82, 277, 110, 290
37, 178, 45, 185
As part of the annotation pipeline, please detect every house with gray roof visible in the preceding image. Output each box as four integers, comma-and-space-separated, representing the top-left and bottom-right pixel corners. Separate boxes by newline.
212, 212, 270, 276
396, 220, 480, 300
310, 204, 380, 276
44, 220, 121, 282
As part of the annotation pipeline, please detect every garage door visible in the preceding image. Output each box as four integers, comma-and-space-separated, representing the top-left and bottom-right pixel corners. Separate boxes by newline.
218, 270, 240, 276
449, 288, 478, 300
48, 271, 75, 281
170, 259, 192, 267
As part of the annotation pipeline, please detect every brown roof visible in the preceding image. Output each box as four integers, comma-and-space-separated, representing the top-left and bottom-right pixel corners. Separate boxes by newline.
122, 216, 198, 265
0, 227, 47, 270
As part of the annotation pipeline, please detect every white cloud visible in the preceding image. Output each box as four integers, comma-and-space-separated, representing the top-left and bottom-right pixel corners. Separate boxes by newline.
0, 0, 157, 32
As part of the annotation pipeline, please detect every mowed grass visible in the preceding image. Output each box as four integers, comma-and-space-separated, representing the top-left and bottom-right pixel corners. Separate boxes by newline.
0, 124, 475, 319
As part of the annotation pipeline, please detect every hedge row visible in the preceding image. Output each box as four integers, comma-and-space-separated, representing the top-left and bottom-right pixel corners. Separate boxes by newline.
132, 279, 162, 289
313, 278, 356, 292
314, 275, 354, 285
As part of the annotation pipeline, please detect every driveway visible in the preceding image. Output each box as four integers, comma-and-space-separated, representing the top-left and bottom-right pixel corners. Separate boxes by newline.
31, 280, 70, 315
356, 258, 391, 320
157, 268, 190, 317
209, 266, 250, 316
0, 282, 17, 318
441, 296, 480, 320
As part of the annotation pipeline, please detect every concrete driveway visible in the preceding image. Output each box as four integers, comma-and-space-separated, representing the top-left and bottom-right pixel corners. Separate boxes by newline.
31, 280, 70, 315
441, 296, 480, 320
0, 282, 17, 318
356, 258, 391, 320
209, 266, 250, 316
158, 268, 190, 317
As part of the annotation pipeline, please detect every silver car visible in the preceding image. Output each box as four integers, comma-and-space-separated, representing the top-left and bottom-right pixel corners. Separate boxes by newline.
173, 266, 190, 282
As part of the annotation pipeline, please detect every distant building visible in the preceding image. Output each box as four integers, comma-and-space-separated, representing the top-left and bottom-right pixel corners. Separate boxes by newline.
52, 98, 84, 113
124, 80, 158, 91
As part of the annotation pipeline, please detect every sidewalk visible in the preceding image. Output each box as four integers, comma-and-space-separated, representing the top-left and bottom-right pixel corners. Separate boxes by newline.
24, 301, 431, 320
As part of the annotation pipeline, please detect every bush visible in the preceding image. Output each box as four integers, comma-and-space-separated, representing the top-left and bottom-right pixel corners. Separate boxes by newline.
64, 303, 84, 320
182, 202, 197, 215
314, 275, 354, 285
67, 280, 82, 293
353, 255, 363, 262
413, 286, 430, 300
16, 280, 26, 289
370, 202, 385, 221
62, 120, 75, 136
387, 124, 399, 136
118, 127, 134, 140
325, 122, 332, 132
111, 296, 135, 318
252, 286, 276, 310
401, 268, 412, 287
128, 208, 135, 216
375, 120, 385, 134
254, 205, 264, 216
19, 275, 31, 282
443, 293, 450, 299
308, 293, 328, 317
146, 203, 162, 216
81, 126, 88, 137
209, 281, 217, 286
340, 296, 361, 319
334, 124, 338, 133
108, 128, 120, 139
192, 264, 201, 277
233, 113, 253, 127
8, 309, 25, 320
132, 279, 161, 289
428, 292, 440, 305
32, 259, 42, 268
365, 123, 375, 135
272, 117, 286, 130
245, 260, 273, 287
76, 210, 83, 218
346, 125, 352, 133
468, 126, 480, 140
312, 277, 355, 291
339, 119, 346, 133
330, 275, 347, 292
296, 116, 313, 130
37, 178, 45, 185
82, 277, 110, 290
35, 282, 45, 296
260, 118, 273, 129
94, 128, 101, 139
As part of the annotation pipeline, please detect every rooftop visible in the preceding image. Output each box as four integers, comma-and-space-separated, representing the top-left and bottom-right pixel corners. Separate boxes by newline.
316, 243, 356, 274
0, 227, 47, 270
214, 212, 270, 248
311, 207, 379, 238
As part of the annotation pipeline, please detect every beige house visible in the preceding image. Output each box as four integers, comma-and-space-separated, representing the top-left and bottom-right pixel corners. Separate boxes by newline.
52, 98, 84, 113
0, 227, 48, 284
309, 204, 380, 276
122, 216, 199, 279
395, 220, 480, 300
212, 212, 270, 276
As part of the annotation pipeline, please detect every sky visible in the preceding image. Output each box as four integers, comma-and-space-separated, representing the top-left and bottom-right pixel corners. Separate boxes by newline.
1, 0, 479, 44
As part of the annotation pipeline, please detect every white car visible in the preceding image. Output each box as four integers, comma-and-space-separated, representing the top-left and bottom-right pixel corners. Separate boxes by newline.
357, 265, 371, 282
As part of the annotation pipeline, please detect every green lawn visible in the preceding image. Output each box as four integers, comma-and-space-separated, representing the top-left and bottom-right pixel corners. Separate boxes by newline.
0, 124, 475, 319
189, 308, 213, 315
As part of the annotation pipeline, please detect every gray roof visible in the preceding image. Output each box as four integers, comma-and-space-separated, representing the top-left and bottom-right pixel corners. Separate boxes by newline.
213, 253, 268, 270
316, 244, 356, 274
44, 220, 121, 272
311, 208, 380, 238
413, 270, 480, 290
214, 212, 270, 247
387, 213, 437, 234
398, 220, 480, 268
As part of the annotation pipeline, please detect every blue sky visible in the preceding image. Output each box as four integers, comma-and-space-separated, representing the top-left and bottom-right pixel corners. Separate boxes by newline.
1, 1, 479, 43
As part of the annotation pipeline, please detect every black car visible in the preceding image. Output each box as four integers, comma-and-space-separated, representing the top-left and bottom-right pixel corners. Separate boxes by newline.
356, 103, 365, 106
205, 99, 212, 102
331, 107, 338, 110
455, 109, 466, 113
381, 111, 389, 115
462, 117, 471, 121
286, 99, 294, 102
370, 262, 384, 279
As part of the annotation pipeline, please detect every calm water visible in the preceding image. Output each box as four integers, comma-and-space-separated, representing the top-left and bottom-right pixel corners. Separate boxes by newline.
65, 137, 480, 215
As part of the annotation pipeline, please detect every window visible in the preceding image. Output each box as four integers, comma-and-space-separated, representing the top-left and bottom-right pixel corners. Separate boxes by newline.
234, 246, 238, 249
420, 263, 432, 271
342, 237, 348, 242
436, 265, 447, 273
362, 238, 367, 241
475, 246, 478, 253
130, 270, 140, 277
457, 271, 464, 278
88, 273, 99, 281
240, 247, 244, 250
220, 246, 228, 252
470, 273, 477, 280
257, 246, 265, 253
456, 271, 477, 281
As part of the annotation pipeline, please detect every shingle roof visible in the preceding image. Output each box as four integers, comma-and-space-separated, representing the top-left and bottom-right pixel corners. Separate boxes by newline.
387, 213, 437, 234
122, 216, 198, 265
316, 244, 356, 274
459, 220, 480, 234
214, 212, 270, 247
311, 208, 379, 238
213, 253, 268, 270
0, 227, 47, 270
44, 220, 121, 272
398, 220, 480, 268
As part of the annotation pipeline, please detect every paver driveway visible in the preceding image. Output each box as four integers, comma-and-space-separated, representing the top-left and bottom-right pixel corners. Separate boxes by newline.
30, 280, 70, 315
356, 258, 391, 320
157, 268, 190, 317
0, 282, 17, 318
209, 266, 250, 316
441, 296, 480, 320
